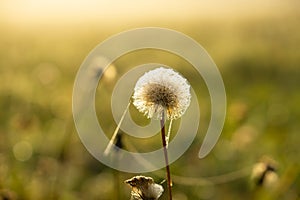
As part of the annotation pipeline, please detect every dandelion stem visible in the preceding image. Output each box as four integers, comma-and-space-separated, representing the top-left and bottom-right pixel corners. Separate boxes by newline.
160, 111, 172, 200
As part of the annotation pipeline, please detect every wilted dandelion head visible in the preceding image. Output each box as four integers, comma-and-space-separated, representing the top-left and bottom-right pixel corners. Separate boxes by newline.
125, 175, 164, 200
133, 67, 191, 120
251, 156, 278, 188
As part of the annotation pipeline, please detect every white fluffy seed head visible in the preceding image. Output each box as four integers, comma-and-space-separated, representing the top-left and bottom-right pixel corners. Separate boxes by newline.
133, 67, 191, 120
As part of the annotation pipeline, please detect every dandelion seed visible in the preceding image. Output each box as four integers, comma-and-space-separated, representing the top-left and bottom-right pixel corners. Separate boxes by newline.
132, 67, 191, 120
125, 175, 164, 200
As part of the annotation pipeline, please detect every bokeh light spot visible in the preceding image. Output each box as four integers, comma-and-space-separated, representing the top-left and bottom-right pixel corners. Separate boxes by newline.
13, 141, 33, 161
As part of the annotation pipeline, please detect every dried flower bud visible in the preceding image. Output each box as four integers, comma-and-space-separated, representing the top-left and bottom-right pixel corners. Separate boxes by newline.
125, 175, 164, 200
251, 156, 278, 188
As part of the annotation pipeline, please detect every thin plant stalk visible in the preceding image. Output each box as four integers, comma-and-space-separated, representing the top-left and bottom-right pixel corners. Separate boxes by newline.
113, 155, 121, 200
166, 119, 173, 148
104, 101, 130, 156
160, 111, 172, 200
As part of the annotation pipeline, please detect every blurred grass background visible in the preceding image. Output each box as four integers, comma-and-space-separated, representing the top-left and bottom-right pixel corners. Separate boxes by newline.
0, 0, 300, 199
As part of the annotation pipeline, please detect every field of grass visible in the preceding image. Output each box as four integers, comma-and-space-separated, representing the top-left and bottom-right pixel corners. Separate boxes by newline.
0, 3, 300, 200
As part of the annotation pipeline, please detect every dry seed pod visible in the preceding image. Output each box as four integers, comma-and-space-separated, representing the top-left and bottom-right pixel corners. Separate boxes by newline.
251, 156, 278, 188
125, 176, 164, 200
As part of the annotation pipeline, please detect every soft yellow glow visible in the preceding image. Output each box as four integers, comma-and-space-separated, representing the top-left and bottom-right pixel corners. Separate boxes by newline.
1, 0, 295, 25
103, 65, 117, 82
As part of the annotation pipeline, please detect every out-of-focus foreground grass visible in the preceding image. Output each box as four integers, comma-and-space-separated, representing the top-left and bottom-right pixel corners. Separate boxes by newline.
0, 2, 300, 200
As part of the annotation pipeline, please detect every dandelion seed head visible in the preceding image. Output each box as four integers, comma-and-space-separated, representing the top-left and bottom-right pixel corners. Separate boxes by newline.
133, 67, 191, 120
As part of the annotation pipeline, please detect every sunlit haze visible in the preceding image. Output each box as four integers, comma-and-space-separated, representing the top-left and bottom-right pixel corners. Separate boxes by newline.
1, 0, 296, 25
